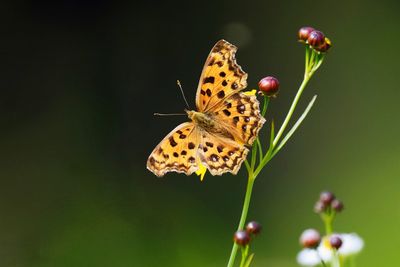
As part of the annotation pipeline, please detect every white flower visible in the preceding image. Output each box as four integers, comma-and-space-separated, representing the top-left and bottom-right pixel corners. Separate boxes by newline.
297, 233, 364, 266
338, 233, 364, 256
297, 248, 321, 266
317, 236, 333, 262
316, 233, 364, 263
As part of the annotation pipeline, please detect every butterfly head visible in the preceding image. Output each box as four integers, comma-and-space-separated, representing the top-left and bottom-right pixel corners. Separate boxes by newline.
186, 110, 196, 121
186, 109, 206, 123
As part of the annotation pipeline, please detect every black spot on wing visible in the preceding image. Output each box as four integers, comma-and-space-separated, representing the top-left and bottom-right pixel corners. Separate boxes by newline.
203, 76, 215, 84
231, 82, 239, 90
210, 154, 219, 162
223, 109, 231, 116
237, 104, 245, 114
169, 137, 177, 147
188, 142, 195, 149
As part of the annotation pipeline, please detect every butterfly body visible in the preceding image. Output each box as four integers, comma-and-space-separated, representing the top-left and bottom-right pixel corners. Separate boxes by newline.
187, 110, 234, 139
147, 40, 265, 178
187, 110, 215, 129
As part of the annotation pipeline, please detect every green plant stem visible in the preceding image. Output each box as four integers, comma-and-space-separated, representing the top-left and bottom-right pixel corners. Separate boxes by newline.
252, 75, 310, 178
322, 211, 335, 235
332, 250, 341, 267
240, 246, 249, 267
305, 46, 310, 72
272, 74, 311, 149
325, 217, 333, 235
227, 174, 256, 267
261, 96, 269, 116
227, 47, 325, 267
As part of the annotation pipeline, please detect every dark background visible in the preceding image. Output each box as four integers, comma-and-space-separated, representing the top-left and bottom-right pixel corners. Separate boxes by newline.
1, 0, 399, 266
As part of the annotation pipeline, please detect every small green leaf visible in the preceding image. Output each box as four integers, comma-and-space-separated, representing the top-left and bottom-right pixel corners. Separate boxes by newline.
243, 253, 255, 267
256, 138, 263, 164
250, 138, 258, 170
268, 120, 275, 154
274, 95, 317, 155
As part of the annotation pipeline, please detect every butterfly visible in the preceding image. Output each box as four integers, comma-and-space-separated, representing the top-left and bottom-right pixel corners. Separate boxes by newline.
147, 39, 265, 177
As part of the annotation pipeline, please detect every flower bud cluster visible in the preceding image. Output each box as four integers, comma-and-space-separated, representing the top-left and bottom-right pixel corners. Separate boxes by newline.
297, 191, 363, 267
314, 191, 344, 214
233, 221, 262, 246
298, 26, 331, 52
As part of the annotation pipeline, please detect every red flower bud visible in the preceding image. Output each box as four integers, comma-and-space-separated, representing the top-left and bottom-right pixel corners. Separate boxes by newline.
331, 199, 344, 212
258, 76, 280, 97
319, 191, 335, 205
298, 26, 315, 42
307, 30, 325, 48
330, 235, 343, 249
300, 229, 321, 248
315, 37, 332, 52
233, 230, 251, 246
246, 221, 262, 235
314, 201, 327, 213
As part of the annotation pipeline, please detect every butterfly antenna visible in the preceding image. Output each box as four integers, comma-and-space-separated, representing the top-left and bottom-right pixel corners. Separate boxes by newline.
154, 113, 186, 116
177, 80, 191, 109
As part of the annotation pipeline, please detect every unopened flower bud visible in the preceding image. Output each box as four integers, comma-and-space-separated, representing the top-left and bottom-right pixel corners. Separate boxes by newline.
298, 26, 315, 42
246, 221, 262, 235
300, 229, 321, 248
258, 76, 280, 97
316, 37, 332, 52
307, 30, 325, 48
319, 191, 335, 205
234, 230, 250, 246
314, 201, 327, 213
330, 235, 343, 249
331, 199, 344, 212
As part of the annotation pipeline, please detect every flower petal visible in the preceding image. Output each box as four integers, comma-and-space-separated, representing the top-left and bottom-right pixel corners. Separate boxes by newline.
317, 237, 333, 262
297, 249, 321, 266
338, 233, 364, 256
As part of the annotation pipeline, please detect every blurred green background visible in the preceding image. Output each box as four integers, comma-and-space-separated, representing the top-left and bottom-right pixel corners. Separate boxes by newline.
1, 0, 399, 266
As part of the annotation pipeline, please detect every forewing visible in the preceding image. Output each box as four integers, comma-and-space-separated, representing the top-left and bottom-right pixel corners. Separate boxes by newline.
147, 122, 201, 177
195, 39, 248, 112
